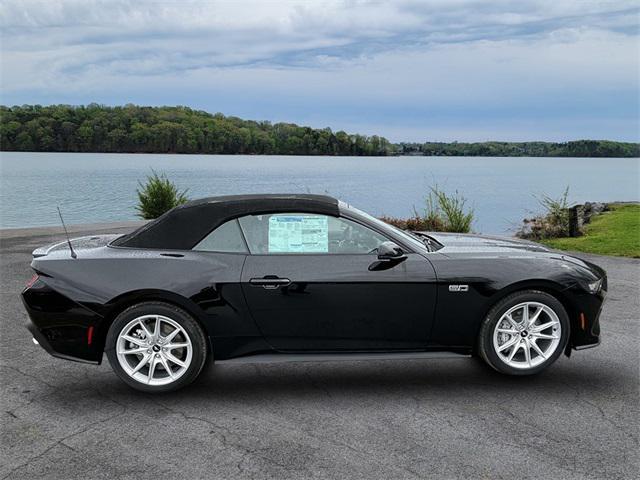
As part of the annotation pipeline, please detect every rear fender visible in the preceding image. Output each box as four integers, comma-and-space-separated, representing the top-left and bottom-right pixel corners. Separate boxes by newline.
97, 290, 209, 354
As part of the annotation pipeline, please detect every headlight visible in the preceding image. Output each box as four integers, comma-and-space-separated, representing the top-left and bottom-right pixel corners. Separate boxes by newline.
587, 278, 602, 294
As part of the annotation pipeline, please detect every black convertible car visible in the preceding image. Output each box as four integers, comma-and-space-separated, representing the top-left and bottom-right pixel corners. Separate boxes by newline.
22, 194, 606, 392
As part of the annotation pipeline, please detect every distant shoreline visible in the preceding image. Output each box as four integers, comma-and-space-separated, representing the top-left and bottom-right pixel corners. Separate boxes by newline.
2, 151, 639, 159
2, 104, 639, 158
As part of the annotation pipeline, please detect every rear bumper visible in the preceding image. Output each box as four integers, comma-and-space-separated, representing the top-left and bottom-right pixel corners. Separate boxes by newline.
22, 278, 104, 364
26, 322, 99, 364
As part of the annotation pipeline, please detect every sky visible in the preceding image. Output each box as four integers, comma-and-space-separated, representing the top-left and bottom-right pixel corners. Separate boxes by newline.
1, 0, 639, 142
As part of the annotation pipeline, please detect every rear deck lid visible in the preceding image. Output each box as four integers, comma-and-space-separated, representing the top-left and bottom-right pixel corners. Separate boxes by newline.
32, 234, 122, 258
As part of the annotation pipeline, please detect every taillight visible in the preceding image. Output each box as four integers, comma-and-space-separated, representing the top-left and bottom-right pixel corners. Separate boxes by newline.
25, 274, 39, 289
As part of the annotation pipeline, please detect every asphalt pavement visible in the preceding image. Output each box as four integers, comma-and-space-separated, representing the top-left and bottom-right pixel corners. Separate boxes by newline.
1, 224, 638, 479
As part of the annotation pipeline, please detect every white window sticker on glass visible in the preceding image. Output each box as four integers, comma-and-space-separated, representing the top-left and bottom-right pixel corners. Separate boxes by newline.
268, 215, 329, 253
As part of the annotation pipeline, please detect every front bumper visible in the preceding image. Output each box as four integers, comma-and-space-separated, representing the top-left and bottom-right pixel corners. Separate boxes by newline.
568, 283, 606, 351
574, 338, 601, 350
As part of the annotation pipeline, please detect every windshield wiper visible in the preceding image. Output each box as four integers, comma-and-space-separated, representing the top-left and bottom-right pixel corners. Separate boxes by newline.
405, 230, 433, 252
420, 236, 435, 252
409, 231, 443, 252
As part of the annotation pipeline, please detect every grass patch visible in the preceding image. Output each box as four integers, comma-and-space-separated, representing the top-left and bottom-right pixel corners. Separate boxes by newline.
541, 204, 640, 258
380, 186, 474, 233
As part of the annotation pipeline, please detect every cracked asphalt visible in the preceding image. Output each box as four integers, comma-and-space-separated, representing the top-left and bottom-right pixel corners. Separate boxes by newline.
1, 225, 638, 479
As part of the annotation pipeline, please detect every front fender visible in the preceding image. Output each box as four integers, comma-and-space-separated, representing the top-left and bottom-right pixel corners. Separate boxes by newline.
427, 254, 604, 351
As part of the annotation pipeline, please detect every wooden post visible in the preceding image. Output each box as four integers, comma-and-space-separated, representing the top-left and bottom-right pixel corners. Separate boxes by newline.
568, 205, 581, 237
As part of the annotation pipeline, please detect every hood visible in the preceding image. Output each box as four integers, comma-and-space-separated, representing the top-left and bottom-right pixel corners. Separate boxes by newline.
32, 234, 123, 258
420, 232, 552, 255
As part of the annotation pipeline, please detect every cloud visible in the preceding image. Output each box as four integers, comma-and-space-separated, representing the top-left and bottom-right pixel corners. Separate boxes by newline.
1, 0, 638, 141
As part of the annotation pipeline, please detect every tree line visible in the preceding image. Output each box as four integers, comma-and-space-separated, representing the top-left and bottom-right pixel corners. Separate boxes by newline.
1, 104, 638, 157
0, 104, 392, 156
396, 140, 639, 158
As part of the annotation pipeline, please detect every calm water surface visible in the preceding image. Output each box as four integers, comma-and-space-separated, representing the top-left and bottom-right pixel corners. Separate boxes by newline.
1, 152, 638, 233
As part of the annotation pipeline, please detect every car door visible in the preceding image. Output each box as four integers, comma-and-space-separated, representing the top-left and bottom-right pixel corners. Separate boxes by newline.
238, 212, 437, 351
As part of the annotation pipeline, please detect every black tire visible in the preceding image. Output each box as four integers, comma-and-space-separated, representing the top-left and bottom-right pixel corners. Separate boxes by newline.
478, 290, 569, 375
105, 302, 208, 393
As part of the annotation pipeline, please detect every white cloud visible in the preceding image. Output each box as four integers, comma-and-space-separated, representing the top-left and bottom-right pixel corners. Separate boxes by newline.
0, 0, 638, 141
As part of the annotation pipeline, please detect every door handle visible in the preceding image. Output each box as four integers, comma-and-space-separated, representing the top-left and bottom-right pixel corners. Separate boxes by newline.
249, 277, 291, 289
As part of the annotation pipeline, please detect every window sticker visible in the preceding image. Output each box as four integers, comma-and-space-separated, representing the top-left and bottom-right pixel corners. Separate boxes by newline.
268, 215, 329, 253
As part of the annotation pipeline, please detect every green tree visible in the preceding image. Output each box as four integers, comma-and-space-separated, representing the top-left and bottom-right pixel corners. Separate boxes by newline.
1, 104, 637, 157
136, 170, 189, 219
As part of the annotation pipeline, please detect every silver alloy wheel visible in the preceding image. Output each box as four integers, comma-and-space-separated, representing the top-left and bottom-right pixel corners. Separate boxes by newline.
116, 314, 193, 386
492, 301, 561, 370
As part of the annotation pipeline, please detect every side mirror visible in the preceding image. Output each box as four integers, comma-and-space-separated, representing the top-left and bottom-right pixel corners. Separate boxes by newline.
369, 242, 407, 271
377, 241, 405, 260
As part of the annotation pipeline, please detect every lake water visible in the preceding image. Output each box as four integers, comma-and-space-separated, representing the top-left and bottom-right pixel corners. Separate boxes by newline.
1, 152, 638, 233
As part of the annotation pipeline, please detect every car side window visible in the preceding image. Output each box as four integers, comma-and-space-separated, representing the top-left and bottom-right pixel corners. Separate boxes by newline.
238, 213, 389, 254
193, 218, 248, 253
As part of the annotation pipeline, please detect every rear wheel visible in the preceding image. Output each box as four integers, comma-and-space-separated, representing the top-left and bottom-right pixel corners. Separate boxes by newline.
106, 302, 208, 392
478, 290, 569, 375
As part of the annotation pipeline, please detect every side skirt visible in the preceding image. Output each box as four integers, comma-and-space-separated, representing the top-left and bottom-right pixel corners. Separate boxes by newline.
216, 351, 471, 365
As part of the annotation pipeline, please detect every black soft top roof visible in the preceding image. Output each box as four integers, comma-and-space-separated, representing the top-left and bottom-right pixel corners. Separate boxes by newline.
112, 194, 340, 249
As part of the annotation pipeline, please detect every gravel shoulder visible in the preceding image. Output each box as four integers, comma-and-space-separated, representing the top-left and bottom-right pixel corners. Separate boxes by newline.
1, 224, 638, 480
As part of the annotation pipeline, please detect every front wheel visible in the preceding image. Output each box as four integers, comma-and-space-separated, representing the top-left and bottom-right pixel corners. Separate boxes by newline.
478, 290, 569, 375
105, 302, 208, 393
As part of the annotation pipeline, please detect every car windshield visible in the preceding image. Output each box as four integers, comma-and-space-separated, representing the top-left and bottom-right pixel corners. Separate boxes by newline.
339, 202, 430, 252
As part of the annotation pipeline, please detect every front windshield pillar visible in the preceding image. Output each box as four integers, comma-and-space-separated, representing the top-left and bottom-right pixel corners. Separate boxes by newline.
338, 201, 431, 253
